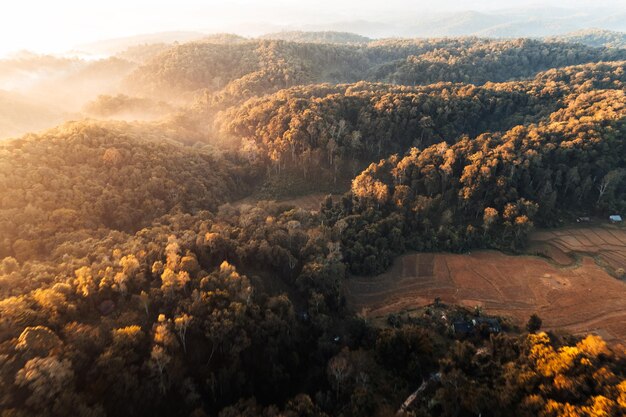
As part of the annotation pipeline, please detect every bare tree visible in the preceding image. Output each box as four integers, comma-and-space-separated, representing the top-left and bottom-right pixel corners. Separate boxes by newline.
174, 313, 192, 353
139, 290, 150, 317
151, 345, 170, 394
328, 352, 352, 400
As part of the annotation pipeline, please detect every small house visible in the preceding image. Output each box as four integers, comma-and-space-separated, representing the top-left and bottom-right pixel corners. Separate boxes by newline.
472, 317, 502, 334
609, 215, 623, 223
452, 321, 473, 336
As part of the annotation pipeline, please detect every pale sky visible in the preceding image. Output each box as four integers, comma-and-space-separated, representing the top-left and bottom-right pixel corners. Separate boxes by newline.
0, 0, 621, 57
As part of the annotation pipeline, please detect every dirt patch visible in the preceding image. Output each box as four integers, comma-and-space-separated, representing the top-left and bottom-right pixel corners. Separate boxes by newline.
540, 273, 571, 289
526, 242, 575, 266
346, 228, 626, 343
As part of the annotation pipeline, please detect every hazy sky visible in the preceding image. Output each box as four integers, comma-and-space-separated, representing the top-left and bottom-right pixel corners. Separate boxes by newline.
0, 0, 621, 57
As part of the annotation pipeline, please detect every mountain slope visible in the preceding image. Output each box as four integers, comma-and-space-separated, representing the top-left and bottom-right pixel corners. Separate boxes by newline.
547, 28, 626, 48
260, 31, 370, 44
0, 120, 255, 261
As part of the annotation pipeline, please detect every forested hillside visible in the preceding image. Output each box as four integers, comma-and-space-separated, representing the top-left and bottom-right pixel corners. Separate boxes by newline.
214, 61, 626, 189
127, 38, 626, 100
0, 121, 257, 262
548, 29, 626, 49
325, 88, 626, 273
1, 35, 625, 417
215, 81, 551, 189
259, 31, 371, 44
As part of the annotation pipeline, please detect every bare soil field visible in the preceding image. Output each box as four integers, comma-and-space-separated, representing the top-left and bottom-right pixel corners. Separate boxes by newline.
346, 226, 626, 343
528, 226, 626, 275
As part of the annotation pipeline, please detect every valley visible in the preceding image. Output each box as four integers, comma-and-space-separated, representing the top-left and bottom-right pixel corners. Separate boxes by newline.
1, 15, 625, 416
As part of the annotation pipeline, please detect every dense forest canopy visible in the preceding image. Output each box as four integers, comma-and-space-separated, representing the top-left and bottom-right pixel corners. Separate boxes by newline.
126, 37, 626, 99
326, 88, 626, 273
0, 32, 625, 417
0, 121, 257, 262
259, 31, 371, 44
547, 29, 626, 49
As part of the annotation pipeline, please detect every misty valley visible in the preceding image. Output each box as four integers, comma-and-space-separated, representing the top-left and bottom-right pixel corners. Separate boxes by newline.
0, 22, 625, 417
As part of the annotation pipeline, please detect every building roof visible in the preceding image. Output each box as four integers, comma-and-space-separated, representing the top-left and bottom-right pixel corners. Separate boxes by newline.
472, 317, 502, 332
452, 321, 473, 334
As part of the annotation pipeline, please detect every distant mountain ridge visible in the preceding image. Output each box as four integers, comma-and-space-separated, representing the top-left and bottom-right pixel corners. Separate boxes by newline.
125, 37, 626, 101
67, 6, 626, 59
289, 7, 626, 38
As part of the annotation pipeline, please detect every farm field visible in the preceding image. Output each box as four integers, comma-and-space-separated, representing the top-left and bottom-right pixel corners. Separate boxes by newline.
346, 226, 626, 343
528, 225, 626, 274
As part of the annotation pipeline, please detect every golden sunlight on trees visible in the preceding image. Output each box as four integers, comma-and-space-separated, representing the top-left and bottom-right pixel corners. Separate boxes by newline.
0, 34, 625, 417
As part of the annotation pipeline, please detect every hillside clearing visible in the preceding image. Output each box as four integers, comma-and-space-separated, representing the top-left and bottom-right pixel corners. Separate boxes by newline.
346, 226, 626, 343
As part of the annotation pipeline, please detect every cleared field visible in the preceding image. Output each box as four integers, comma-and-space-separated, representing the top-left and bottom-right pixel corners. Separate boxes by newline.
346, 226, 626, 343
528, 226, 626, 274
